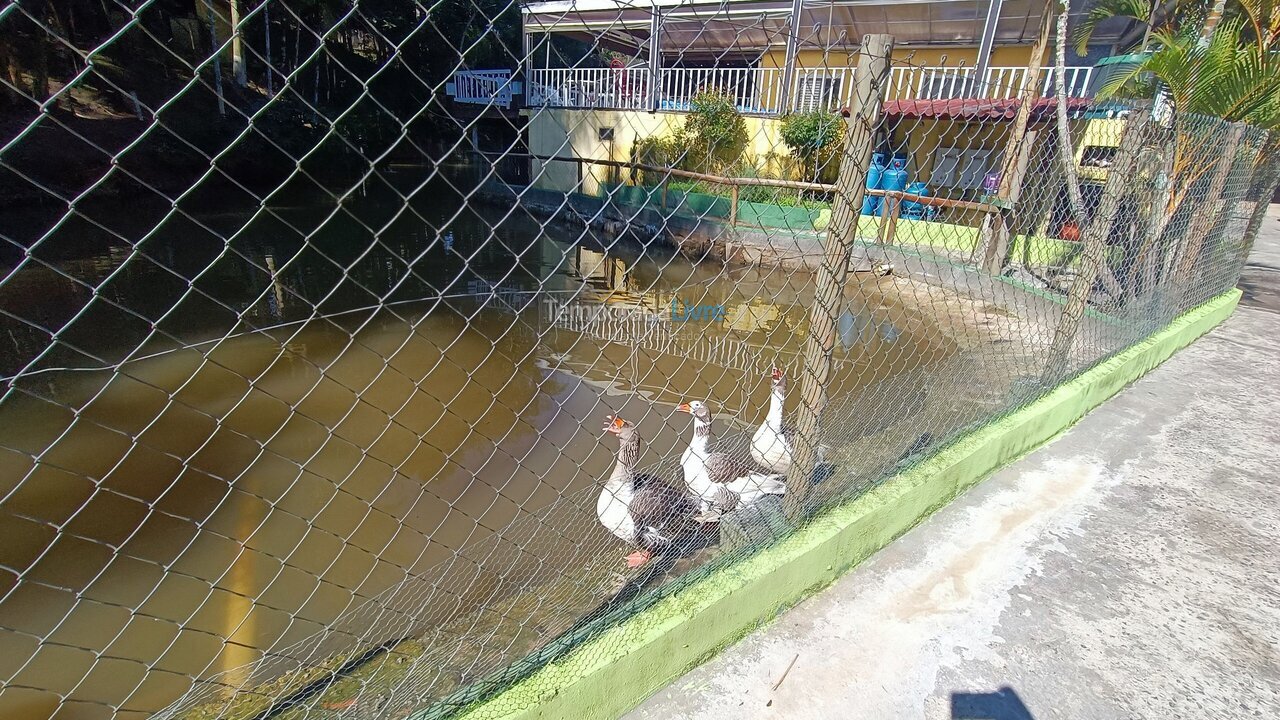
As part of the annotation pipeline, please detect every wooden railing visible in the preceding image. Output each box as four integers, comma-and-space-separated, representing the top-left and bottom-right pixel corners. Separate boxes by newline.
500, 153, 1002, 243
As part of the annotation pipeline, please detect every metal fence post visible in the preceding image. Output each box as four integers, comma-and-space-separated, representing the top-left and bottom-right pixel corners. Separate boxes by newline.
785, 33, 894, 522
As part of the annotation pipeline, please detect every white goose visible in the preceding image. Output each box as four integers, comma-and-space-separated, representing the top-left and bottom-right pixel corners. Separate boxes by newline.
751, 367, 794, 474
599, 415, 700, 568
676, 400, 786, 520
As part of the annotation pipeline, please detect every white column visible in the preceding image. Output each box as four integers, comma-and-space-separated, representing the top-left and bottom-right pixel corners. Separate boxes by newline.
972, 0, 1004, 97
778, 0, 806, 114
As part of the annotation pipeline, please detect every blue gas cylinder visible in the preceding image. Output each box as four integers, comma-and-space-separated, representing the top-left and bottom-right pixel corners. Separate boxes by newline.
881, 158, 908, 192
880, 158, 908, 217
901, 181, 930, 219
861, 154, 887, 215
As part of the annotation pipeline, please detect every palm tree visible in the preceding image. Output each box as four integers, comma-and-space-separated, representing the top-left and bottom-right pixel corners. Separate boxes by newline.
1079, 0, 1280, 287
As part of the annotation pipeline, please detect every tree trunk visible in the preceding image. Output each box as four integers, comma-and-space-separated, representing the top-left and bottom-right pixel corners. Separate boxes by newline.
1174, 125, 1245, 281
786, 34, 894, 522
202, 0, 225, 116
1043, 112, 1151, 382
1238, 136, 1280, 259
1200, 0, 1227, 46
263, 2, 274, 96
230, 0, 247, 87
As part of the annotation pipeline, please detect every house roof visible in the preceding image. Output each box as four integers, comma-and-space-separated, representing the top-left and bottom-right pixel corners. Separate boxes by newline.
883, 96, 1092, 120
522, 0, 1128, 53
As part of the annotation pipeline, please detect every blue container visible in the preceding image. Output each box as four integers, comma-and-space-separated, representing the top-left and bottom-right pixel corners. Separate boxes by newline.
881, 158, 909, 192
901, 181, 930, 220
880, 158, 908, 217
861, 154, 887, 215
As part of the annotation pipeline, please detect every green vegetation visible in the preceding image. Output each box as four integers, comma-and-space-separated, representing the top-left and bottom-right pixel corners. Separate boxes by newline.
1069, 0, 1280, 284
1084, 0, 1280, 129
633, 90, 749, 177
779, 110, 846, 183
683, 91, 750, 171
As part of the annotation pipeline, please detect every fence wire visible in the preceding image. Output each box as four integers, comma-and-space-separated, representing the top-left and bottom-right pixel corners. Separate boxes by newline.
0, 2, 1275, 720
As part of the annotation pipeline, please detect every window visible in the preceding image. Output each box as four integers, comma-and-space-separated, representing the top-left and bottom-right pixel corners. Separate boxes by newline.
931, 146, 1000, 189
796, 73, 842, 111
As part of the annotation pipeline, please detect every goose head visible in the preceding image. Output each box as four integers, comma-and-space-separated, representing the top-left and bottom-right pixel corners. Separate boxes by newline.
675, 400, 713, 422
603, 414, 637, 439
771, 367, 787, 391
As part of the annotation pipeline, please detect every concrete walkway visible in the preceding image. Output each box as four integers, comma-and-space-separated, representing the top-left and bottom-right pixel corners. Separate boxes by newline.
626, 206, 1280, 720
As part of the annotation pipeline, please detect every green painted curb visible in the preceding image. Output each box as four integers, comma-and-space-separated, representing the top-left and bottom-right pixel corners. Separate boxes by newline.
452, 288, 1242, 720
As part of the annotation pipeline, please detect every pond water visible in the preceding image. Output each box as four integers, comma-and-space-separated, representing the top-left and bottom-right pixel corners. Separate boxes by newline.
0, 178, 953, 719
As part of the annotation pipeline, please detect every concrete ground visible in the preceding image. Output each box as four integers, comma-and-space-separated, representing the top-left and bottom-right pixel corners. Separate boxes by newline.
625, 205, 1280, 720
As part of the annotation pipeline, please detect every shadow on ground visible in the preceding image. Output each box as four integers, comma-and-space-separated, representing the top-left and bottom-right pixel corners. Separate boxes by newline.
951, 686, 1036, 720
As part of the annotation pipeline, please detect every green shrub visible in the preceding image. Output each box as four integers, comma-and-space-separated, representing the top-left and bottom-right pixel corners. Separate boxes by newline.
633, 133, 691, 185
682, 91, 748, 172
780, 111, 846, 183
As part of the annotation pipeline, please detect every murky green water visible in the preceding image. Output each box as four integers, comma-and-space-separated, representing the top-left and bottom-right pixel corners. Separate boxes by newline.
0, 179, 951, 719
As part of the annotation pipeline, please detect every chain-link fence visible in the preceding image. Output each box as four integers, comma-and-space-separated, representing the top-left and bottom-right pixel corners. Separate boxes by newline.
1, 2, 1275, 719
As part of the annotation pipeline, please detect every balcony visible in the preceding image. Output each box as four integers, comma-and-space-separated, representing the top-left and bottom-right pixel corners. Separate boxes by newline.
449, 65, 1095, 116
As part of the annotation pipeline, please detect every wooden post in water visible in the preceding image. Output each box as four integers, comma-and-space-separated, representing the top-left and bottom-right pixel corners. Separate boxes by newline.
785, 34, 894, 522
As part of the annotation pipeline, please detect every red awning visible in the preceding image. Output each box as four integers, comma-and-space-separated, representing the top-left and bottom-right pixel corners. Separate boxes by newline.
883, 97, 1091, 121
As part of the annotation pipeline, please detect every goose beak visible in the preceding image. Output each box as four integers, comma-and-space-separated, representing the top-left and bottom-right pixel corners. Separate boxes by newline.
603, 414, 625, 434
675, 402, 691, 414
771, 368, 783, 381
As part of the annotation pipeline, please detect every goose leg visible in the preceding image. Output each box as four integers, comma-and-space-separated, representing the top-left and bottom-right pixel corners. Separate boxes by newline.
625, 549, 653, 568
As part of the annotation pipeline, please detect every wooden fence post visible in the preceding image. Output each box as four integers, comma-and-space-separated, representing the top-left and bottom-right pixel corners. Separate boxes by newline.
730, 185, 739, 225
982, 7, 1052, 273
1174, 123, 1246, 281
785, 34, 894, 522
1043, 110, 1151, 382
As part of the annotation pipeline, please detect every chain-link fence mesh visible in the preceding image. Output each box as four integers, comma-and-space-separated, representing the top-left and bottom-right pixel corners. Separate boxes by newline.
1, 2, 1275, 719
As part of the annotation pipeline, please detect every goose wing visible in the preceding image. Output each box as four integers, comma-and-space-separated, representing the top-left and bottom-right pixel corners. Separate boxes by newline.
631, 474, 699, 538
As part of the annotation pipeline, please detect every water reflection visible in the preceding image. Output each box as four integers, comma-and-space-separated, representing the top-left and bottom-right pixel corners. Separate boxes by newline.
0, 188, 951, 719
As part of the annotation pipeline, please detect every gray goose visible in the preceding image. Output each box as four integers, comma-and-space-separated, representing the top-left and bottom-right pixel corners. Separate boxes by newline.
598, 415, 700, 568
677, 400, 786, 521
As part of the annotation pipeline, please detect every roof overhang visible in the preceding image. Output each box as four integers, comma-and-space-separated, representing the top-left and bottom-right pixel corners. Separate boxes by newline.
522, 0, 1129, 53
884, 96, 1092, 120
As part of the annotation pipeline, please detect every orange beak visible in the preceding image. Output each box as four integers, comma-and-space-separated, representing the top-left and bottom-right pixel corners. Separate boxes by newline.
676, 402, 691, 413
603, 414, 626, 433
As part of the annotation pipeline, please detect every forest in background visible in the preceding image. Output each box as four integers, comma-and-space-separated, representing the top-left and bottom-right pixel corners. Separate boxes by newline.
0, 0, 520, 208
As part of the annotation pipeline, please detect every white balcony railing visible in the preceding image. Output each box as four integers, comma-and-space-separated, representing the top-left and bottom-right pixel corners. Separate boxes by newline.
886, 66, 1094, 101
509, 65, 1094, 114
446, 70, 519, 109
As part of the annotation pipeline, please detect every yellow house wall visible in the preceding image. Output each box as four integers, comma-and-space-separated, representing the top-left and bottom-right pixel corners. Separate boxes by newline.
527, 109, 791, 194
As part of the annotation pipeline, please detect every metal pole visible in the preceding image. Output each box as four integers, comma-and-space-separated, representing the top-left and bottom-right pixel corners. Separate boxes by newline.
779, 0, 806, 114
785, 33, 894, 522
648, 4, 662, 112
972, 0, 1004, 97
